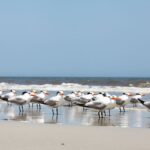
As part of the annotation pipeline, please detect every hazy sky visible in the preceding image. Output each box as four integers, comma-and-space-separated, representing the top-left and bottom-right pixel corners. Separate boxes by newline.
0, 0, 150, 77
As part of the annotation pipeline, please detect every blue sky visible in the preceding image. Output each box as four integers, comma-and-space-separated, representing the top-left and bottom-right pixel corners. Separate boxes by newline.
0, 0, 150, 77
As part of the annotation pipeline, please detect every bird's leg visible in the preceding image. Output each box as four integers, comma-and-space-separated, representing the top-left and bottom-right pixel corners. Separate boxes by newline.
123, 106, 125, 112
56, 108, 58, 115
98, 111, 101, 118
19, 106, 21, 113
32, 103, 34, 108
119, 107, 122, 112
83, 107, 85, 112
109, 109, 111, 116
69, 102, 71, 107
104, 111, 107, 116
36, 104, 39, 110
101, 112, 103, 118
21, 105, 24, 113
52, 108, 54, 115
39, 104, 41, 110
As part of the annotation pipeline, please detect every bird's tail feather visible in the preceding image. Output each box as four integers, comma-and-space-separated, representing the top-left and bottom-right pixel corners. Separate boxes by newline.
138, 99, 145, 105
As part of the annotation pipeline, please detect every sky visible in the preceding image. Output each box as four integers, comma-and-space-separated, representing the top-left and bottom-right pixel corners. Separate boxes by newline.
0, 0, 150, 77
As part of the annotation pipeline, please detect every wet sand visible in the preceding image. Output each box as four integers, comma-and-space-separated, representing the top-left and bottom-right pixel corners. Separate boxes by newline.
0, 122, 149, 150
1, 103, 150, 128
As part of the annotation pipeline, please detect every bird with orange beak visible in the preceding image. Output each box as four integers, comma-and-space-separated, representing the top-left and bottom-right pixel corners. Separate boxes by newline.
43, 91, 65, 115
113, 93, 132, 112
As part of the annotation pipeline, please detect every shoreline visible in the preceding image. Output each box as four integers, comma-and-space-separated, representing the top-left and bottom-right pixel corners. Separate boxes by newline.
0, 83, 150, 93
0, 122, 150, 150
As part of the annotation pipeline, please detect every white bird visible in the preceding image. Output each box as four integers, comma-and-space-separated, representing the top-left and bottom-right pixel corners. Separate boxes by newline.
31, 91, 49, 109
64, 91, 82, 106
130, 93, 143, 107
75, 92, 94, 106
1, 90, 16, 104
9, 91, 35, 113
73, 92, 95, 112
43, 91, 64, 115
113, 93, 132, 112
94, 92, 104, 99
106, 97, 117, 115
85, 93, 116, 118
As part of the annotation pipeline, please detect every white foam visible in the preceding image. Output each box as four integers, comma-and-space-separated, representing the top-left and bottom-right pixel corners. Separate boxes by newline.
0, 82, 149, 93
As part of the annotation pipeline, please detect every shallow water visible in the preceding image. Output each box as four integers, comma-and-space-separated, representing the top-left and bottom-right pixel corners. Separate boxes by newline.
1, 101, 150, 128
1, 90, 150, 128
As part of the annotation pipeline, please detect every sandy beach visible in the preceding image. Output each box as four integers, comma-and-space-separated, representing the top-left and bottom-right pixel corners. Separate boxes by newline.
0, 122, 149, 150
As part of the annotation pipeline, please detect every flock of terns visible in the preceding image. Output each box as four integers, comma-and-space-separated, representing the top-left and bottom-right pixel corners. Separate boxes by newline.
0, 89, 150, 118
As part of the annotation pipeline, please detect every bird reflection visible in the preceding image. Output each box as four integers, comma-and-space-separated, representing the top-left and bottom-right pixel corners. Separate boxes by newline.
3, 105, 16, 119
3, 106, 45, 123
46, 115, 58, 124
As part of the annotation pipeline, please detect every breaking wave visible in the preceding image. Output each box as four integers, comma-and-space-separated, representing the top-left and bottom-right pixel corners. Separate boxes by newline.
0, 82, 150, 93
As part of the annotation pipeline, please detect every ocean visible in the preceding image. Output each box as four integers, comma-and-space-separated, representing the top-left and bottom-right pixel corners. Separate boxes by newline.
1, 76, 150, 86
0, 77, 150, 93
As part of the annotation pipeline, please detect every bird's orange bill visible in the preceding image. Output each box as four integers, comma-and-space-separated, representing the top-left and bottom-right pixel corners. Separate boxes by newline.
31, 92, 37, 96
128, 93, 134, 96
111, 97, 122, 101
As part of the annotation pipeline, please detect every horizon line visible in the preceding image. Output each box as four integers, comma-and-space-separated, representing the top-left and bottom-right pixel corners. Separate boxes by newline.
0, 76, 150, 78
